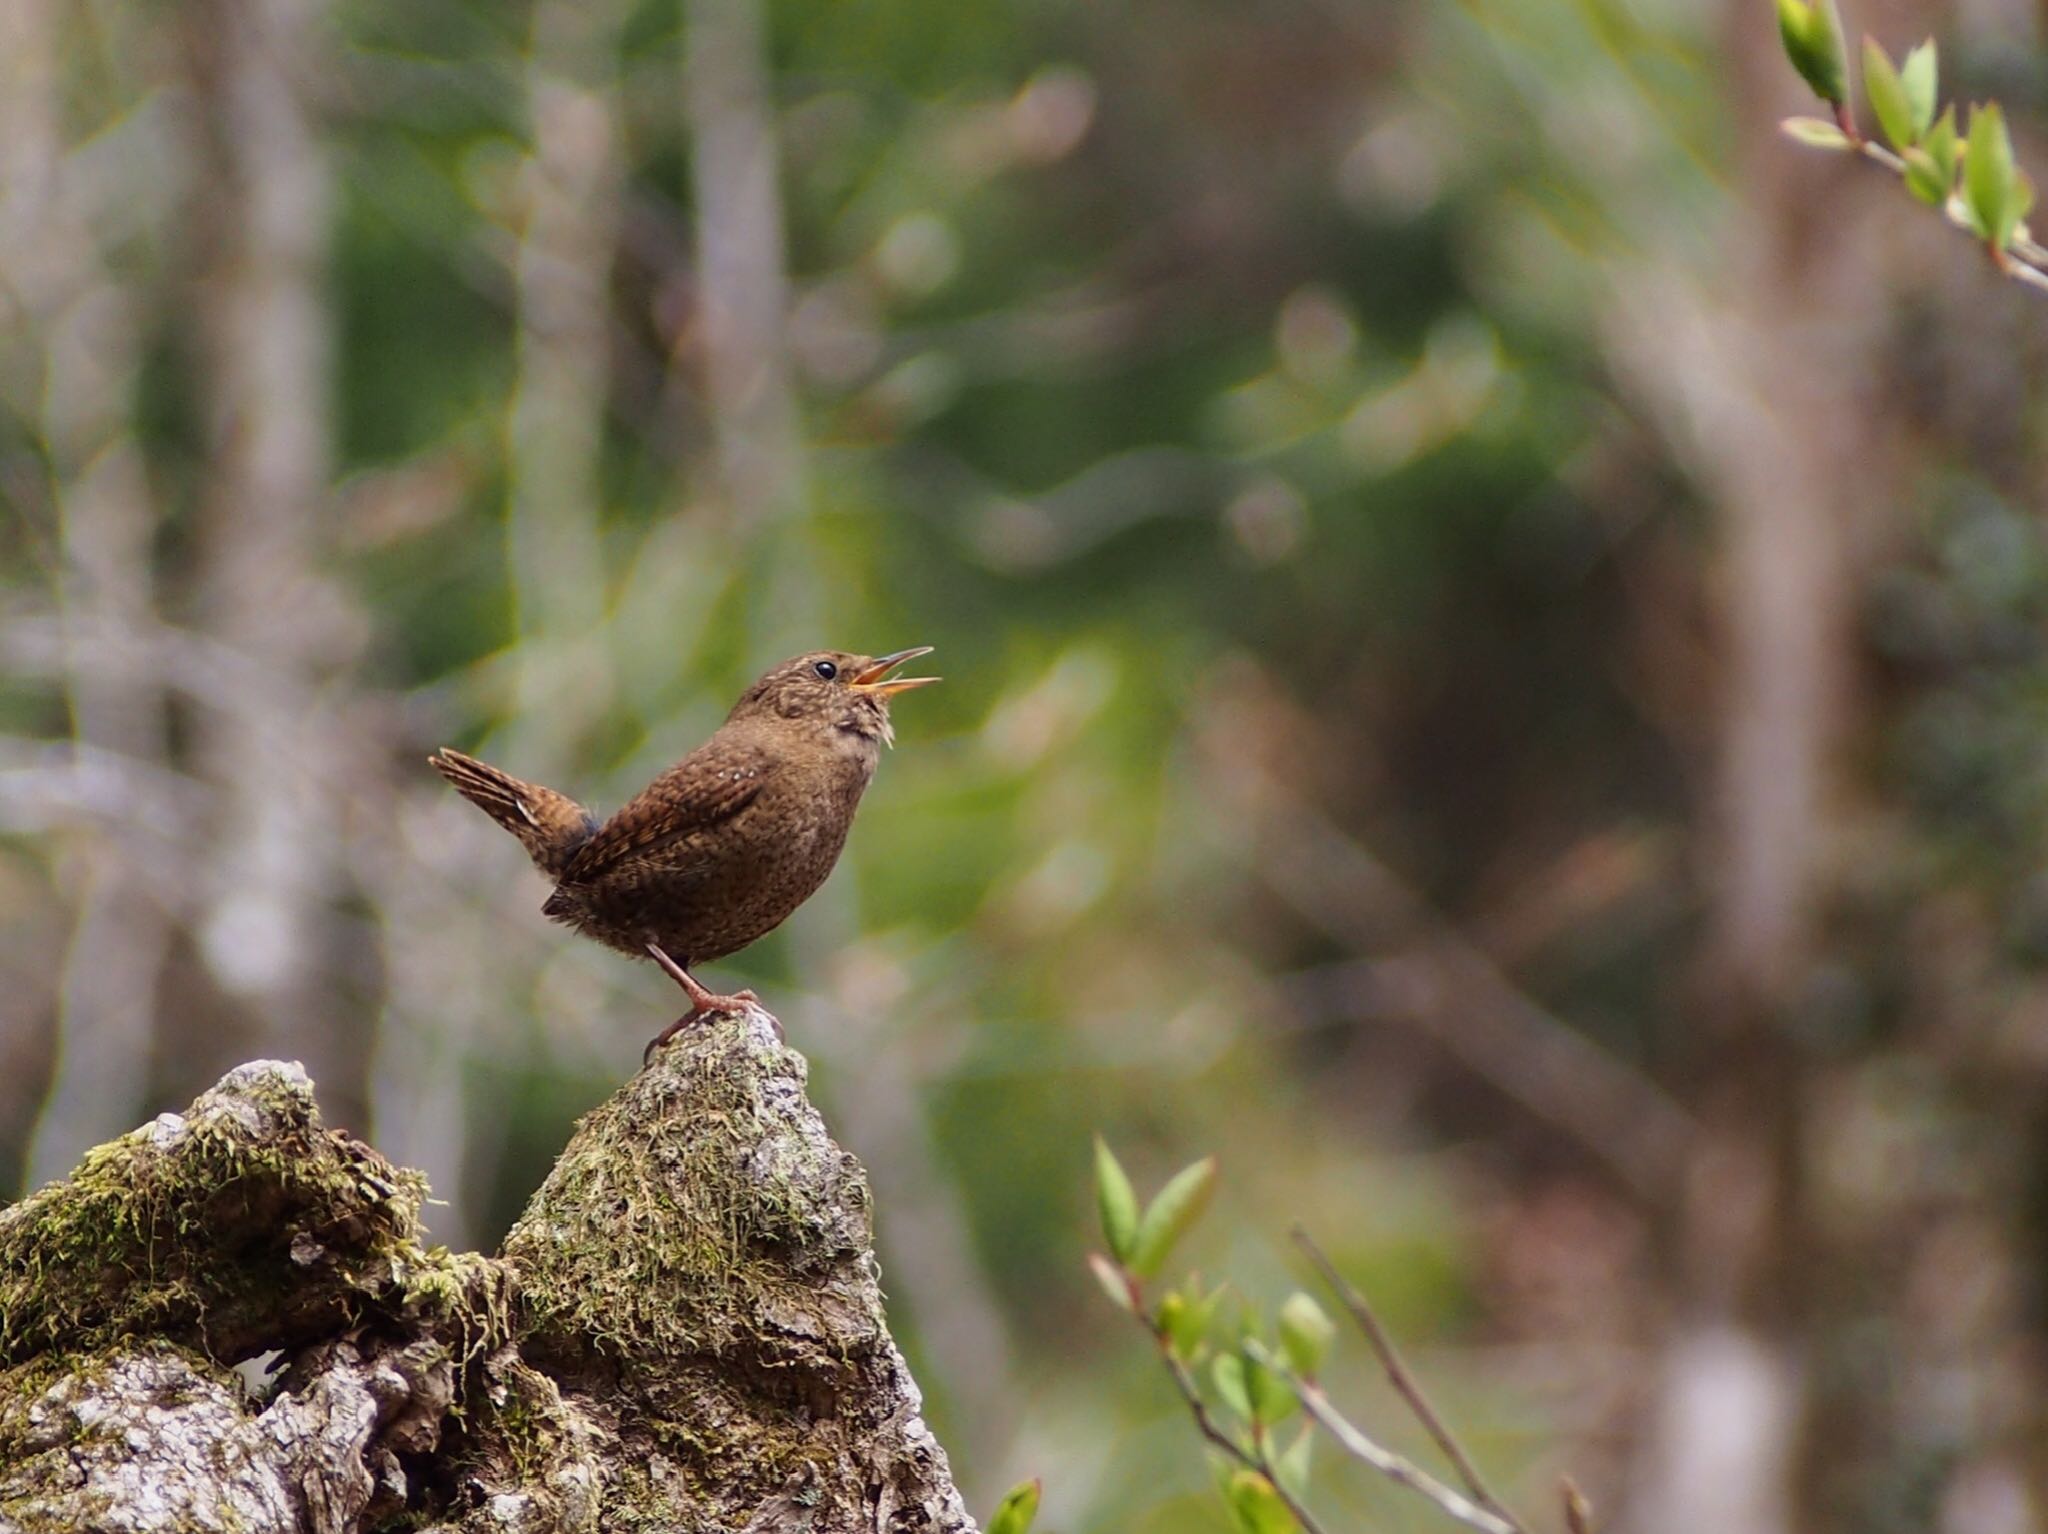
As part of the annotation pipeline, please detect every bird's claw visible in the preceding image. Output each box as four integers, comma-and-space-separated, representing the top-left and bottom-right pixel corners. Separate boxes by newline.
643, 1014, 696, 1068
639, 984, 773, 1067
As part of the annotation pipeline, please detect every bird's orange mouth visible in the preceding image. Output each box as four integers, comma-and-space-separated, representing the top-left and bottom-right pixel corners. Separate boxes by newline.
849, 646, 940, 697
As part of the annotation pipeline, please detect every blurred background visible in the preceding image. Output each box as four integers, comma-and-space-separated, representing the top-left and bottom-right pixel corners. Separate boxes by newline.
4, 0, 2047, 1528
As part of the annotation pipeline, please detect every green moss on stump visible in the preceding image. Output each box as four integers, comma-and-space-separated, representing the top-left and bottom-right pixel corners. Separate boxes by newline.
0, 1036, 971, 1533
0, 1061, 431, 1368
505, 1013, 872, 1368
492, 1009, 945, 1530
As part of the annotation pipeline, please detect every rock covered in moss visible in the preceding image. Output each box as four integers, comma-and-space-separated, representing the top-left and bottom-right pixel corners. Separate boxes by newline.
0, 1063, 507, 1533
483, 1005, 974, 1534
0, 1024, 977, 1534
0, 1061, 429, 1368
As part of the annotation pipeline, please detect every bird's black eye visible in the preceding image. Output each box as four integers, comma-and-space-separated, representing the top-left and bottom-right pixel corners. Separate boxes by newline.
813, 660, 838, 681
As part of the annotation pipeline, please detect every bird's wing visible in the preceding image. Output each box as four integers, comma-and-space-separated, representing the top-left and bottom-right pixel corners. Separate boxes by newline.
555, 738, 774, 888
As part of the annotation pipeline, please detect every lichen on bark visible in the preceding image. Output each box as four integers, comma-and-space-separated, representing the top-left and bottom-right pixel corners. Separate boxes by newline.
0, 1012, 976, 1534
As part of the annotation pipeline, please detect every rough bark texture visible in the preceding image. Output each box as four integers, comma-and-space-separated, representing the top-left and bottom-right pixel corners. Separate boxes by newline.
0, 1011, 975, 1534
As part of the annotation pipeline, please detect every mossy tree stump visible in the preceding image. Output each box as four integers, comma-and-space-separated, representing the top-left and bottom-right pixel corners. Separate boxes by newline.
0, 1010, 976, 1534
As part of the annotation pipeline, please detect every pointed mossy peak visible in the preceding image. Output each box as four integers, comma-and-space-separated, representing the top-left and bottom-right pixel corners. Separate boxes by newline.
504, 1007, 878, 1369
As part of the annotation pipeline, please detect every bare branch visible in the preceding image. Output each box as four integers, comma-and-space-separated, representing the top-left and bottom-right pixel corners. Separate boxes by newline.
1291, 1226, 1522, 1528
1243, 789, 1693, 1198
1846, 139, 2048, 296
0, 742, 211, 842
1561, 1476, 1594, 1534
1287, 1371, 1522, 1534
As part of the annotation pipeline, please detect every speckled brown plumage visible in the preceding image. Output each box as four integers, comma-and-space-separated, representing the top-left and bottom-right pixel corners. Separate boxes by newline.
430, 648, 936, 1062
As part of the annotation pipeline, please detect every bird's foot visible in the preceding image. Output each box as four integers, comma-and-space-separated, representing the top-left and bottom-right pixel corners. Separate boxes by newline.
639, 990, 772, 1065
643, 1012, 695, 1067
642, 944, 769, 1064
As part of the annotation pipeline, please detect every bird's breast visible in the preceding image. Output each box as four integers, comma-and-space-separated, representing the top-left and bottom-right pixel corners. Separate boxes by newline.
549, 747, 876, 964
682, 764, 869, 950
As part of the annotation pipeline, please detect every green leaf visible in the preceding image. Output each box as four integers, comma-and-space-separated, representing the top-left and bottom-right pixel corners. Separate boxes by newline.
1162, 1280, 1226, 1360
1777, 0, 1847, 105
1093, 1137, 1139, 1264
1965, 103, 2023, 248
1806, 0, 1849, 104
1087, 1251, 1136, 1314
1193, 1282, 1226, 1339
1780, 117, 1853, 150
987, 1479, 1042, 1534
1275, 1426, 1314, 1498
1925, 105, 1961, 185
1861, 39, 1915, 149
1900, 39, 1938, 138
1902, 148, 1950, 206
1226, 1471, 1299, 1534
1157, 1290, 1192, 1357
1243, 1345, 1300, 1425
1128, 1155, 1218, 1279
1277, 1292, 1336, 1377
1774, 0, 1814, 64
1208, 1449, 1242, 1505
1212, 1352, 1252, 1420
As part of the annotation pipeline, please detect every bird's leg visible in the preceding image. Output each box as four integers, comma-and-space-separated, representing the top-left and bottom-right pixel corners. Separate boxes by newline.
645, 942, 760, 1011
642, 942, 762, 1065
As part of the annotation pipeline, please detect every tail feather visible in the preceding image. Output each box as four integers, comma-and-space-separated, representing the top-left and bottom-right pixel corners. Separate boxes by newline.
429, 747, 595, 880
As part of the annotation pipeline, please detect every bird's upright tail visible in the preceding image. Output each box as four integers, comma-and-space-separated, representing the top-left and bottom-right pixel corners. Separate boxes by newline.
428, 747, 596, 880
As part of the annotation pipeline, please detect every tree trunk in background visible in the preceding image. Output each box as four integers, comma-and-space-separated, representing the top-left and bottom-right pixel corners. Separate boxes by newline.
366, 0, 632, 1258
1605, 248, 1867, 1534
681, 0, 831, 666
1611, 5, 1917, 1529
4, 0, 177, 1188
684, 0, 807, 539
186, 0, 362, 1122
502, 0, 623, 767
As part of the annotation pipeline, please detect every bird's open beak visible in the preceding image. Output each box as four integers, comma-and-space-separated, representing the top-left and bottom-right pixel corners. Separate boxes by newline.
849, 646, 940, 697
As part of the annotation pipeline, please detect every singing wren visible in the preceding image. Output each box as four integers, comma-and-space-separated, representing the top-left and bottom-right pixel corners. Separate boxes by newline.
430, 648, 938, 1062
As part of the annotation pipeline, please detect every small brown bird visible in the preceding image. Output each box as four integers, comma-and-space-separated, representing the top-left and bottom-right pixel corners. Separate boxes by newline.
430, 648, 937, 1062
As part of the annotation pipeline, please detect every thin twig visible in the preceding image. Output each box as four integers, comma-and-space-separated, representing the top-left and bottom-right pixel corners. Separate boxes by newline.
1560, 1476, 1593, 1534
1150, 1326, 1333, 1534
1987, 249, 2048, 294
1243, 791, 1692, 1201
1292, 1227, 1526, 1531
1286, 1372, 1521, 1534
1846, 139, 2048, 296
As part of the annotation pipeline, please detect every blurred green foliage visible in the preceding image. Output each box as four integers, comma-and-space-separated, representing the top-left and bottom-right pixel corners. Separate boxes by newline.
9, 0, 2048, 1527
